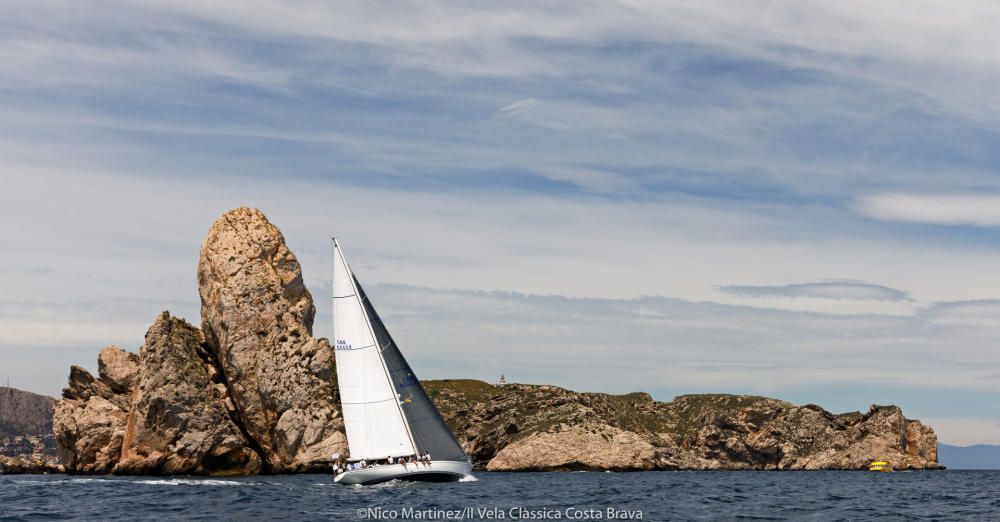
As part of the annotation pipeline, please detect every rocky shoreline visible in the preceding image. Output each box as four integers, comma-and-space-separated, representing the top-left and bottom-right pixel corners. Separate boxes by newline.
42, 208, 943, 475
426, 380, 942, 471
0, 455, 63, 474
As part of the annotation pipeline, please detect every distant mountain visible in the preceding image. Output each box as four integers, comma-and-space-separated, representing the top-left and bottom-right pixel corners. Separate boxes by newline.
0, 386, 54, 438
938, 444, 1000, 470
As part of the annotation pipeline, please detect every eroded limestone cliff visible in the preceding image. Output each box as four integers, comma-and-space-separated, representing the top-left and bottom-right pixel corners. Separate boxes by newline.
197, 207, 344, 472
424, 380, 943, 471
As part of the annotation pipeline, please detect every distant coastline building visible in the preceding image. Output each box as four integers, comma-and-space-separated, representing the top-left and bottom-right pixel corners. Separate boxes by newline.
498, 372, 507, 386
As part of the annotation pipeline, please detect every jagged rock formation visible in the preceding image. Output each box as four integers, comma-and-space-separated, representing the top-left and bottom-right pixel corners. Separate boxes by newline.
52, 359, 131, 473
424, 380, 943, 471
54, 319, 265, 475
54, 208, 344, 475
197, 207, 344, 472
114, 312, 262, 475
97, 347, 139, 394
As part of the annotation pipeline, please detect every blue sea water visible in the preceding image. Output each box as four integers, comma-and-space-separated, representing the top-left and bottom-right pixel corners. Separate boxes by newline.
1, 471, 997, 521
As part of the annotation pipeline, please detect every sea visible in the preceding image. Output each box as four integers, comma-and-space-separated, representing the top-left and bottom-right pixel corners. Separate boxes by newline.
1, 471, 997, 521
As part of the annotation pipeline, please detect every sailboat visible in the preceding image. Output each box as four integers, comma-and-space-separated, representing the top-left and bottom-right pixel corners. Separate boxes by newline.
330, 239, 473, 485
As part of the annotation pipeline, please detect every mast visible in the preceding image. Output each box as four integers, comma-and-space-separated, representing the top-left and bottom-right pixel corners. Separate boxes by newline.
331, 237, 344, 402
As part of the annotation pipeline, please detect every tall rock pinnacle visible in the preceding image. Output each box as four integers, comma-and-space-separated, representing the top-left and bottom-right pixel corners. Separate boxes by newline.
198, 207, 345, 472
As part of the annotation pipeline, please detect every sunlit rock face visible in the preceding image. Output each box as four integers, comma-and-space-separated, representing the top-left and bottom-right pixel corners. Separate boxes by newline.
197, 207, 345, 472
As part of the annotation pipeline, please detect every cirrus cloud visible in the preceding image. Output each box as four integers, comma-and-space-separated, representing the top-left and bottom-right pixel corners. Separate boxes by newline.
718, 280, 910, 301
855, 193, 1000, 227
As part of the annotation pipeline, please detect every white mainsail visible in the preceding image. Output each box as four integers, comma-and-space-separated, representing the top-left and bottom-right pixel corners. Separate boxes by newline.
332, 239, 416, 459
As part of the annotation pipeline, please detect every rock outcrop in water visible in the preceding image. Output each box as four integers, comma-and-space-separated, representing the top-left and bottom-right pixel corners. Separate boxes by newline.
114, 312, 262, 475
198, 207, 344, 472
424, 380, 943, 471
49, 207, 942, 474
0, 455, 63, 474
54, 208, 345, 475
53, 359, 131, 473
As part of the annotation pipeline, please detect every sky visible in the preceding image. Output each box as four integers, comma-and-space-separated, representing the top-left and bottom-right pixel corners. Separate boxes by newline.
1, 1, 1000, 446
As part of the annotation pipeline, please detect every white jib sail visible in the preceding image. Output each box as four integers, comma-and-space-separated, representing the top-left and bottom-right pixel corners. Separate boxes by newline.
332, 239, 417, 459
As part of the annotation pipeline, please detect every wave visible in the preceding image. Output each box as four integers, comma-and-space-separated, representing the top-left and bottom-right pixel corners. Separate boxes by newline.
7, 477, 261, 487
9, 478, 110, 486
133, 479, 261, 487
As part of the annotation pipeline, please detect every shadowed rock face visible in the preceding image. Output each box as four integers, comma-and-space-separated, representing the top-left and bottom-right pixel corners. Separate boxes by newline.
114, 312, 261, 475
53, 320, 262, 476
197, 207, 345, 472
424, 380, 943, 471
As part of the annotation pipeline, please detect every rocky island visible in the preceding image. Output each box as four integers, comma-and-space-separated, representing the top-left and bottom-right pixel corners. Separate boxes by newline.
425, 380, 940, 471
42, 208, 942, 475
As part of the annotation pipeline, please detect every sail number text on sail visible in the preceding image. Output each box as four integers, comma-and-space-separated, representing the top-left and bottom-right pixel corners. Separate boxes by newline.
335, 339, 373, 351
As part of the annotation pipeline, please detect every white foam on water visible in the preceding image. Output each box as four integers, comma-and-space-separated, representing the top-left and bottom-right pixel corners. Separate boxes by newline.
13, 478, 120, 486
459, 474, 478, 482
12, 477, 265, 489
134, 479, 260, 487
365, 479, 405, 489
42, 478, 113, 485
68, 478, 122, 485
